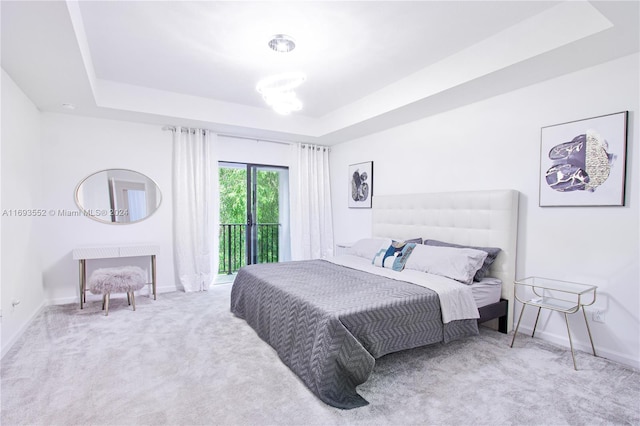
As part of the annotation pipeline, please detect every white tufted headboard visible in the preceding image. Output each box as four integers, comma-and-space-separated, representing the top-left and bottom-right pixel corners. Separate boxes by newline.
372, 189, 519, 332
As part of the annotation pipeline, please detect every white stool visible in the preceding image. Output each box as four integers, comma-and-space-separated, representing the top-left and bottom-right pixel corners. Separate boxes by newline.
88, 266, 146, 316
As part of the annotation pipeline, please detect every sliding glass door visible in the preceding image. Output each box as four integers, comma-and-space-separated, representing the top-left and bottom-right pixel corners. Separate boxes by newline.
218, 162, 289, 274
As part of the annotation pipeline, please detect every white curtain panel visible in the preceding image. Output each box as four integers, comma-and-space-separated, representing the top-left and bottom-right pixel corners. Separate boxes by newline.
172, 128, 220, 292
289, 143, 334, 260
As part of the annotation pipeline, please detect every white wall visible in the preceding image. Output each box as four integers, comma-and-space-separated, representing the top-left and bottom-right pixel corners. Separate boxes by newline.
1, 70, 46, 356
39, 114, 174, 303
330, 53, 639, 368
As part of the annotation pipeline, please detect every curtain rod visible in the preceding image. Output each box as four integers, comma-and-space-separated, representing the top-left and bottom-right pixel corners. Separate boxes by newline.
162, 125, 292, 146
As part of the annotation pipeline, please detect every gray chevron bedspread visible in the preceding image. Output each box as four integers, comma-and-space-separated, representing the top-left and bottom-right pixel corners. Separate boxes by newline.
230, 259, 478, 409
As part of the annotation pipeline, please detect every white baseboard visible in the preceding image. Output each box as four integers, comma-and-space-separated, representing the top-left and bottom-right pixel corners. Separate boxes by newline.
1, 301, 47, 360
517, 324, 639, 370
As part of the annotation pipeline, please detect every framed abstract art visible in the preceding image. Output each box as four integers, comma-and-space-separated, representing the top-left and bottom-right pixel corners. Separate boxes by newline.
539, 111, 628, 207
348, 161, 373, 208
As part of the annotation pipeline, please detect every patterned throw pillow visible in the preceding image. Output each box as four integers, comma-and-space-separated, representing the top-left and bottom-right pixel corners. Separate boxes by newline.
372, 241, 416, 272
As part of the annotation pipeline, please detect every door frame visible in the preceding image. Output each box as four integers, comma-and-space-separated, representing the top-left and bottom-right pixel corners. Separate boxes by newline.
219, 161, 289, 268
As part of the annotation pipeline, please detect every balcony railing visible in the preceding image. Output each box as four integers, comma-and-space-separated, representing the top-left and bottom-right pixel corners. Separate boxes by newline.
219, 223, 280, 274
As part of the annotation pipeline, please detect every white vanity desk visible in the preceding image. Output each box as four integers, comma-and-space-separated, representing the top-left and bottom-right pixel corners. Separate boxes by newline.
72, 244, 159, 309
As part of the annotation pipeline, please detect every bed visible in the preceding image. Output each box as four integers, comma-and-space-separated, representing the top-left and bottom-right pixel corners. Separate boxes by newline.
231, 189, 519, 409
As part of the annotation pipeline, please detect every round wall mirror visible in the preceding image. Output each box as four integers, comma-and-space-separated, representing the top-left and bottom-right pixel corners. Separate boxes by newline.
75, 169, 162, 224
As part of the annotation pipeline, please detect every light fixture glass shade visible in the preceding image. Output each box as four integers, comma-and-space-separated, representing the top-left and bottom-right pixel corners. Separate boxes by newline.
268, 34, 296, 53
262, 90, 303, 115
257, 72, 306, 115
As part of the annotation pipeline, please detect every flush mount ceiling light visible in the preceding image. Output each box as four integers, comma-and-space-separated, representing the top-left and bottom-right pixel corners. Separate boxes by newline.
257, 72, 306, 115
268, 34, 296, 53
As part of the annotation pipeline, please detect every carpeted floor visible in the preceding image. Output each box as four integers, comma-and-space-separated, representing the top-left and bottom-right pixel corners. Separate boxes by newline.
2, 284, 639, 425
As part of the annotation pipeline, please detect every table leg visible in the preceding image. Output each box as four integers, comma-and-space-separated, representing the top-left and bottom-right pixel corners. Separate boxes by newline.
531, 306, 542, 338
510, 303, 526, 348
151, 254, 157, 300
582, 306, 597, 357
79, 259, 86, 309
564, 313, 578, 370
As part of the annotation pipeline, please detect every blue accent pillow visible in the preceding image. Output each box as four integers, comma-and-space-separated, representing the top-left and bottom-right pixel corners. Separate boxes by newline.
372, 242, 416, 271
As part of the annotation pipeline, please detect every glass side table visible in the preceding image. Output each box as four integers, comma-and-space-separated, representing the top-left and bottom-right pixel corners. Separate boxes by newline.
510, 276, 597, 370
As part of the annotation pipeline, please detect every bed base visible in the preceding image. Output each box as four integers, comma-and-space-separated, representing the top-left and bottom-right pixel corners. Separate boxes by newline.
477, 298, 508, 334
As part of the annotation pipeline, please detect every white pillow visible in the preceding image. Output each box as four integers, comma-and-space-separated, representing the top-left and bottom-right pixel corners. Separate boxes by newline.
347, 238, 392, 259
404, 244, 488, 284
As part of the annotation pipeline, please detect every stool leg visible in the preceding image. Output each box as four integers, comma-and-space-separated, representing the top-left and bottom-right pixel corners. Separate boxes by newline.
127, 292, 131, 306
130, 292, 136, 311
104, 293, 110, 316
102, 294, 106, 310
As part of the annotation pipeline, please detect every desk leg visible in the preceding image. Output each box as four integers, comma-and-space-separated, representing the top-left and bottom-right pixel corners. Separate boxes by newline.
79, 259, 86, 309
582, 306, 597, 357
151, 254, 157, 300
531, 306, 542, 338
564, 313, 578, 370
510, 304, 526, 348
